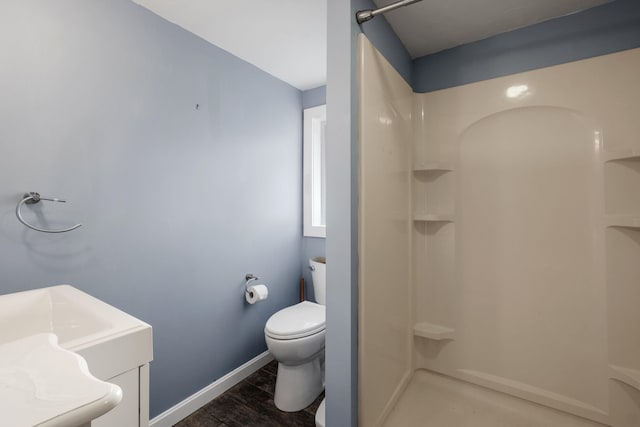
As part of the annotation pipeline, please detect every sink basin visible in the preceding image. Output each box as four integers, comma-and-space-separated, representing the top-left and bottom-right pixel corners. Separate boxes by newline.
0, 333, 122, 427
0, 285, 152, 380
0, 285, 115, 347
0, 285, 153, 426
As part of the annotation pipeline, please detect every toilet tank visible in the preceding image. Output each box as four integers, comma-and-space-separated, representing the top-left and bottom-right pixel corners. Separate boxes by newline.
309, 257, 326, 305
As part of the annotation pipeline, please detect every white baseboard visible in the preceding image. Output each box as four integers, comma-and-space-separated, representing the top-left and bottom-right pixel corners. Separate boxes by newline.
149, 351, 274, 427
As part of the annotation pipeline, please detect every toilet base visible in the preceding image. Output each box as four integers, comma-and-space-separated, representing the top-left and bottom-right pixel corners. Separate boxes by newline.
274, 357, 324, 412
315, 398, 326, 427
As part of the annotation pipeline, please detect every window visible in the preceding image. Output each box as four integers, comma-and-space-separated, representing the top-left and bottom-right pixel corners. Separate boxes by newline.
303, 104, 326, 238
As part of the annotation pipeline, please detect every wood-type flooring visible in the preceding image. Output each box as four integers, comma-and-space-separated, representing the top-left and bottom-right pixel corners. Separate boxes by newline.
174, 361, 323, 427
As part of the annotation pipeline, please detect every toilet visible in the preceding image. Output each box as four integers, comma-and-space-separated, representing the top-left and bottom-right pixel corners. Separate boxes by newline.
264, 257, 326, 412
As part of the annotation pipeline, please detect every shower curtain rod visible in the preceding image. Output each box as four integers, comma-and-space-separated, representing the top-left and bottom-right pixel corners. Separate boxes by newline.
356, 0, 424, 24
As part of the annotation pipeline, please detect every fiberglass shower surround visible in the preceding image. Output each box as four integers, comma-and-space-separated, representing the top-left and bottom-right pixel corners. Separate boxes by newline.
358, 34, 640, 427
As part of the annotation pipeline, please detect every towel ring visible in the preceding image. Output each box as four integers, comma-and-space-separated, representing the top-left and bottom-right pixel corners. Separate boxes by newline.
16, 192, 82, 233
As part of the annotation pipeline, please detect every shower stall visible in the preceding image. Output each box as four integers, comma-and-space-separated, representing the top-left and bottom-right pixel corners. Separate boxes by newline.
357, 34, 640, 426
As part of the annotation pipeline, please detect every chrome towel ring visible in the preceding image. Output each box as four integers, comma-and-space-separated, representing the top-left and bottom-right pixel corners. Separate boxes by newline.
16, 192, 82, 233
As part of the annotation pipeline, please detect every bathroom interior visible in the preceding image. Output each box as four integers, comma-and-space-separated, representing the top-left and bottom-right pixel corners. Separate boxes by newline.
1, 0, 640, 426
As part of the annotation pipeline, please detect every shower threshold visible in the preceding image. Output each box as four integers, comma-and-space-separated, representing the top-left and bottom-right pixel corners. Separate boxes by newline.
383, 370, 607, 427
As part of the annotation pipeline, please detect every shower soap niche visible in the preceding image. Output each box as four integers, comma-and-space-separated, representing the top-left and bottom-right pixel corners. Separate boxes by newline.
413, 165, 454, 223
413, 213, 454, 222
604, 156, 640, 217
413, 322, 454, 340
413, 162, 453, 172
609, 365, 640, 391
605, 215, 640, 229
603, 148, 640, 162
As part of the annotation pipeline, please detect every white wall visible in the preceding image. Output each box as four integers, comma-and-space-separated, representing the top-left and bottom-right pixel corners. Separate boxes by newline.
357, 35, 413, 426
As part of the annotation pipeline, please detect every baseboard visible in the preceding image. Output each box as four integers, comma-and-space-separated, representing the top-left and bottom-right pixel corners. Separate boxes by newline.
149, 351, 274, 427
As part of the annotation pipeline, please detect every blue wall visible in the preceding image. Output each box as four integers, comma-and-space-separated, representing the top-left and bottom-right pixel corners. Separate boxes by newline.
0, 0, 302, 418
357, 1, 412, 84
413, 0, 640, 92
302, 86, 327, 109
301, 86, 327, 302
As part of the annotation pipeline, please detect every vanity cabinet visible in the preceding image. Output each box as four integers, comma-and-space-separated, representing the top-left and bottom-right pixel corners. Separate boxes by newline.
92, 365, 150, 427
74, 328, 153, 427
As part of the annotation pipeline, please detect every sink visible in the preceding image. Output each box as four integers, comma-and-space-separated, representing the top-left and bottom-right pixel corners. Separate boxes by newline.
0, 285, 153, 426
0, 333, 122, 427
0, 284, 152, 379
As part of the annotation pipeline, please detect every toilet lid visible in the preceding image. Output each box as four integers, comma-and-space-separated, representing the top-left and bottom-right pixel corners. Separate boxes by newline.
265, 301, 325, 340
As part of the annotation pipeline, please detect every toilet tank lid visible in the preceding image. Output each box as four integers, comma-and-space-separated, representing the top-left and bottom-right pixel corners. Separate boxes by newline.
265, 301, 325, 340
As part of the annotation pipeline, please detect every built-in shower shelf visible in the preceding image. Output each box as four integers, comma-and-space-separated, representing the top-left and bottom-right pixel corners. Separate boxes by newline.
603, 148, 640, 162
413, 213, 454, 222
605, 215, 640, 229
609, 365, 640, 391
413, 322, 454, 340
413, 162, 453, 172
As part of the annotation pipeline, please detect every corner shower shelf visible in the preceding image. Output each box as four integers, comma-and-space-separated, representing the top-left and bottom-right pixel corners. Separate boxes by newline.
605, 215, 640, 229
603, 148, 640, 162
413, 162, 453, 172
413, 213, 454, 222
413, 322, 455, 340
609, 365, 640, 391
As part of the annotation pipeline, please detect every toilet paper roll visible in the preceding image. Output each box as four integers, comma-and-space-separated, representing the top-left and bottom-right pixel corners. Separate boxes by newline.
245, 284, 269, 304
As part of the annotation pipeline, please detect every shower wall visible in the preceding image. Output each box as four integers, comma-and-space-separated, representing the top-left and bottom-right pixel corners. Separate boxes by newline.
357, 34, 413, 427
359, 33, 640, 426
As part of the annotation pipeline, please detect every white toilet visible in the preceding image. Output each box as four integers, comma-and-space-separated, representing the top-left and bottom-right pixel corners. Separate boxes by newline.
264, 257, 326, 412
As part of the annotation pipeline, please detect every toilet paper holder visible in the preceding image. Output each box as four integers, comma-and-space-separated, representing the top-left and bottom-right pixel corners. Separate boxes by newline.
244, 274, 268, 304
245, 273, 259, 291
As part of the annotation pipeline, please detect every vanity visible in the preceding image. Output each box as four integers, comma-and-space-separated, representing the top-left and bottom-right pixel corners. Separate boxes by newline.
0, 285, 153, 426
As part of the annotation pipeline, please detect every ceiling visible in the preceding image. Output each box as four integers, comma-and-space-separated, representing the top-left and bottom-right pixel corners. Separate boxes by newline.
132, 0, 610, 91
373, 0, 611, 58
132, 0, 327, 91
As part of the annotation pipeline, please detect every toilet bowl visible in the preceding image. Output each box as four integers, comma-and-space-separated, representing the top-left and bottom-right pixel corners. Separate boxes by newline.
264, 257, 326, 412
265, 301, 325, 411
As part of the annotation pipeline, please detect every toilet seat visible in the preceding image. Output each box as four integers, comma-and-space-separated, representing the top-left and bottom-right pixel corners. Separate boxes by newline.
265, 301, 325, 340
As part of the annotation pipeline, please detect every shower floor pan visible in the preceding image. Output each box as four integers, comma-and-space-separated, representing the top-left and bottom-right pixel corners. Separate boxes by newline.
383, 370, 606, 427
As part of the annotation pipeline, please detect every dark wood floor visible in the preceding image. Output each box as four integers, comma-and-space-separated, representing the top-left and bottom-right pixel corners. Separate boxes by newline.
174, 361, 324, 427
